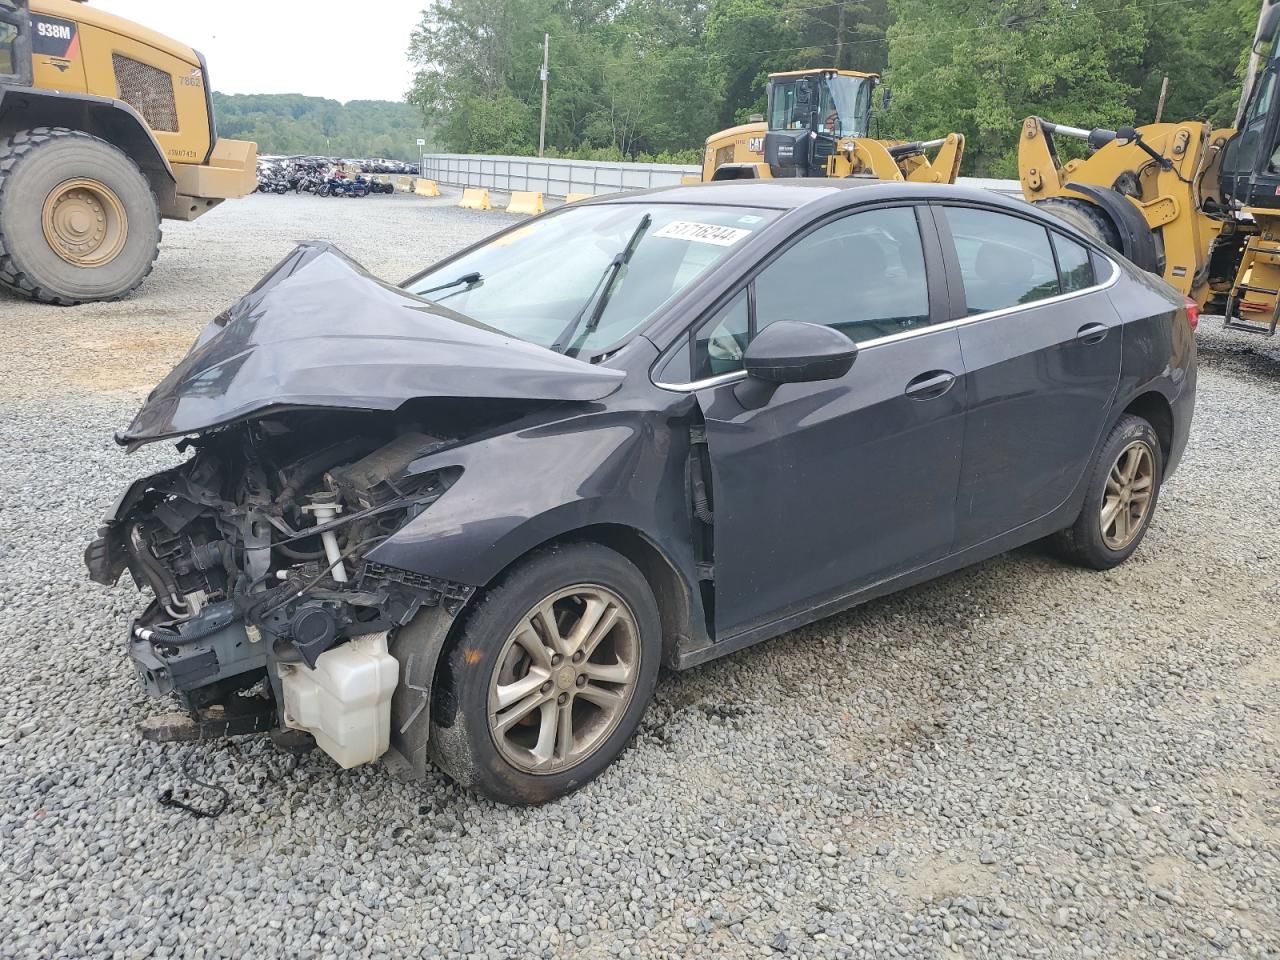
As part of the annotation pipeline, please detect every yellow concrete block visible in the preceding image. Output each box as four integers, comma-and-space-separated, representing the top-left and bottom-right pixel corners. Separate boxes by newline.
458, 187, 492, 210
413, 178, 441, 197
506, 191, 545, 215
564, 192, 593, 203
680, 174, 701, 185
397, 175, 413, 189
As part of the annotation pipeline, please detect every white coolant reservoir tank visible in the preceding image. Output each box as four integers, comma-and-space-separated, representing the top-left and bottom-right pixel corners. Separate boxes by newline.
279, 631, 398, 768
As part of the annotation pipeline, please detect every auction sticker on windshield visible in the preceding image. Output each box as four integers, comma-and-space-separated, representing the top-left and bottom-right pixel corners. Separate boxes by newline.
653, 220, 754, 246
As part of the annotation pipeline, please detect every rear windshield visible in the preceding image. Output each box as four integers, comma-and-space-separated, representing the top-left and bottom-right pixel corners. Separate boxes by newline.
406, 203, 778, 358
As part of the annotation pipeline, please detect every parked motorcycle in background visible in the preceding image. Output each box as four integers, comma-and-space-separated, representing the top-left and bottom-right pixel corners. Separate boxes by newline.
254, 156, 414, 197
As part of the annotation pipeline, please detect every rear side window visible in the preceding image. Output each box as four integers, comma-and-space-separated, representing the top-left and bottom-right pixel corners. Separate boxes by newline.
945, 207, 1060, 314
1053, 233, 1095, 293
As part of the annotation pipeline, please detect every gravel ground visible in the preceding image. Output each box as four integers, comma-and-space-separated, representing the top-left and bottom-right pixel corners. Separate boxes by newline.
0, 191, 1277, 960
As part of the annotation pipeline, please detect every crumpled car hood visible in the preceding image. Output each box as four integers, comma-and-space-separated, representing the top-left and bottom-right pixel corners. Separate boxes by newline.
117, 241, 625, 447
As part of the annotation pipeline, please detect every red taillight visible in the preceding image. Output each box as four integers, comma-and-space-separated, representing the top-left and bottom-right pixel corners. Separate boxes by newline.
1184, 296, 1199, 330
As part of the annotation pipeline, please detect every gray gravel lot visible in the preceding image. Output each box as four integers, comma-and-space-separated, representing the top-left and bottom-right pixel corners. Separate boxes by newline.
0, 191, 1277, 959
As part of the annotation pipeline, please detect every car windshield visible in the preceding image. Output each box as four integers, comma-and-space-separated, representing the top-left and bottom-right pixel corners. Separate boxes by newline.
405, 203, 779, 358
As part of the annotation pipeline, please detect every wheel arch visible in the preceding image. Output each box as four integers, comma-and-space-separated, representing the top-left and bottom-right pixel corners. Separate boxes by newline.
1061, 182, 1162, 275
449, 521, 701, 669
1120, 390, 1174, 465
0, 88, 176, 206
710, 162, 768, 181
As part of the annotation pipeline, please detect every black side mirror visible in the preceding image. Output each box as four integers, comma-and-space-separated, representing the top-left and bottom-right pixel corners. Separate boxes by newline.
734, 321, 858, 409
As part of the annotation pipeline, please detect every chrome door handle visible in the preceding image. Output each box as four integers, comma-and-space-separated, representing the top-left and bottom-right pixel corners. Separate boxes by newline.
1076, 322, 1109, 344
904, 370, 956, 400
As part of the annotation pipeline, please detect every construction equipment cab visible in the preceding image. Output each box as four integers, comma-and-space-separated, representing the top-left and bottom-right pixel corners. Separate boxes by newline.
702, 69, 964, 185
0, 0, 256, 304
1018, 0, 1280, 335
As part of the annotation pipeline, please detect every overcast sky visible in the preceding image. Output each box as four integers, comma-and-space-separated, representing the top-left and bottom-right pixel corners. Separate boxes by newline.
98, 1, 425, 102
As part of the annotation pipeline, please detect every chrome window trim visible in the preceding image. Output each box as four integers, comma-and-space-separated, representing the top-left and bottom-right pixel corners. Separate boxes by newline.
652, 252, 1122, 393
655, 368, 750, 391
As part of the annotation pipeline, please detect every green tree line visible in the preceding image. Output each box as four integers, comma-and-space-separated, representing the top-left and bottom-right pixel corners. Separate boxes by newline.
408, 0, 1260, 176
212, 93, 429, 161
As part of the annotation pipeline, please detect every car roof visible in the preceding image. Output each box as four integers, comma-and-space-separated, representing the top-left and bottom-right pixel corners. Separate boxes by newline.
599, 178, 1033, 215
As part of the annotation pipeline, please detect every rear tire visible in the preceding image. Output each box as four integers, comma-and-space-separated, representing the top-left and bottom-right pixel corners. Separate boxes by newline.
1032, 196, 1122, 251
0, 127, 160, 305
428, 542, 661, 805
1054, 414, 1163, 570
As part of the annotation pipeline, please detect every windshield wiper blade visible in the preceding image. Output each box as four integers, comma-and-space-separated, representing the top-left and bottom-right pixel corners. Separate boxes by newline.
551, 213, 652, 358
418, 271, 481, 298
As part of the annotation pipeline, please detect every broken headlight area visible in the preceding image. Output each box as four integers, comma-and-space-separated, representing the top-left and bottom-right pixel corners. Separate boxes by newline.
86, 409, 472, 769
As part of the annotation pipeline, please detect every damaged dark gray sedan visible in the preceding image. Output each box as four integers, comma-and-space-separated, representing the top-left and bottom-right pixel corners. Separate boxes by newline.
87, 180, 1196, 804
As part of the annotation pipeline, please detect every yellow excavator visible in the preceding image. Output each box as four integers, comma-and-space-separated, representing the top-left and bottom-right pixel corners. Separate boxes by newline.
0, 0, 257, 304
1018, 0, 1280, 335
702, 68, 965, 185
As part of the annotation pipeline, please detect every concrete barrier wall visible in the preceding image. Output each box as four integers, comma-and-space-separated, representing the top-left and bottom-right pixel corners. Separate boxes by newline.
421, 154, 701, 199
419, 152, 1021, 200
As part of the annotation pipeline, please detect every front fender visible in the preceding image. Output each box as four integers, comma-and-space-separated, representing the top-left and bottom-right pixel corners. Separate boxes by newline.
366, 405, 697, 589
0, 87, 176, 199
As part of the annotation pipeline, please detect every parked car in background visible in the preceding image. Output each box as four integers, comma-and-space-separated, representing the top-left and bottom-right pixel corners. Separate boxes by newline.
86, 180, 1196, 804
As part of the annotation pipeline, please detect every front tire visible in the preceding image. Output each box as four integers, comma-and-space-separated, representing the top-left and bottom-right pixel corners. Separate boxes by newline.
0, 127, 160, 305
1055, 414, 1163, 570
428, 542, 661, 804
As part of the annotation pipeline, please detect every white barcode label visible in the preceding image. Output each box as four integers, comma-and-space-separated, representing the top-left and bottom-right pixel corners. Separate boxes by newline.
653, 220, 753, 246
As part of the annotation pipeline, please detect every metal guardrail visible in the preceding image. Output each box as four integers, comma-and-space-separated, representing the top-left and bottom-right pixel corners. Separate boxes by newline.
419, 152, 1021, 200
420, 153, 699, 198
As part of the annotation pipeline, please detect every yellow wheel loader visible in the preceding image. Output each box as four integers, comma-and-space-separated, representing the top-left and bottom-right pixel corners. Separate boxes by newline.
702, 69, 965, 185
1018, 0, 1280, 336
0, 0, 257, 305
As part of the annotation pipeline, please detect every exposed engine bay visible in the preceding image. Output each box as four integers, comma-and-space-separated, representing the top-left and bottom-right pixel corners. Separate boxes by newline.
86, 409, 473, 769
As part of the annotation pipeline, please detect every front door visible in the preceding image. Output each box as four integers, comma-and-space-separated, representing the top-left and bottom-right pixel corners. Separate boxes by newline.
689, 204, 967, 639
934, 204, 1123, 549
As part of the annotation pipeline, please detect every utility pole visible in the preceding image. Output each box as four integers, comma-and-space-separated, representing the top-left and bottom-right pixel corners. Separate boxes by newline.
538, 34, 549, 158
835, 4, 845, 71
1154, 75, 1169, 123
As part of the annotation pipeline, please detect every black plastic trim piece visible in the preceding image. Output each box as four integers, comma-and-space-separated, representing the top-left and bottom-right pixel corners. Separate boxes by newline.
1062, 181, 1162, 275
194, 48, 216, 165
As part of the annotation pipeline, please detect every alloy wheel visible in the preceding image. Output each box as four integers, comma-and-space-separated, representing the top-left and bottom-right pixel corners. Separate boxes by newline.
487, 585, 641, 774
1100, 439, 1155, 550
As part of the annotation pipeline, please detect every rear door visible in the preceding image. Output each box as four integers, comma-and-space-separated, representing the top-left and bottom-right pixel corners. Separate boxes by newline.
933, 203, 1122, 549
675, 203, 967, 639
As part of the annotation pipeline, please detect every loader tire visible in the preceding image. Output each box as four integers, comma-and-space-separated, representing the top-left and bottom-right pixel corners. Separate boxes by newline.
0, 127, 160, 305
1032, 197, 1122, 251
